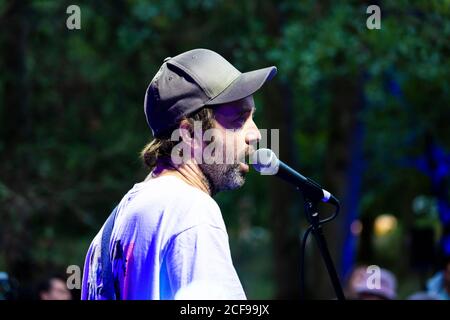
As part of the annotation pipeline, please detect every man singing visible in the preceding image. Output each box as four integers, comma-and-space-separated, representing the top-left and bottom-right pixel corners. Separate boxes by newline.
81, 49, 276, 299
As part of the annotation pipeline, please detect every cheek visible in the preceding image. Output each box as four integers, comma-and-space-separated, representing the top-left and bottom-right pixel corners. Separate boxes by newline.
225, 132, 246, 155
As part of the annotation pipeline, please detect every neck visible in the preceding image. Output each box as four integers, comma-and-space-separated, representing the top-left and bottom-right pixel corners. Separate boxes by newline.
145, 160, 212, 196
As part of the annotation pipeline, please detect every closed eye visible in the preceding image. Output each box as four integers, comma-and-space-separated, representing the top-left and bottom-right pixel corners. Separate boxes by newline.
234, 111, 251, 125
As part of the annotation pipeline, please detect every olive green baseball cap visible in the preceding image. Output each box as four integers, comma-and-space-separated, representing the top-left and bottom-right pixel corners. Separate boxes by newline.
144, 48, 277, 138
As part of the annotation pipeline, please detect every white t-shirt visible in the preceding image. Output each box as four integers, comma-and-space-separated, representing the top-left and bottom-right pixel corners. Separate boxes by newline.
81, 175, 246, 300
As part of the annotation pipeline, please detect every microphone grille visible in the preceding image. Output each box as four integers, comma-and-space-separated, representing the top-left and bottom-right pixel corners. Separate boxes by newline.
251, 148, 279, 175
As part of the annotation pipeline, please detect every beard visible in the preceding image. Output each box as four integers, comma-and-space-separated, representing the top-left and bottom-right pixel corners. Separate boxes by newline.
199, 142, 249, 196
198, 162, 246, 196
198, 134, 250, 195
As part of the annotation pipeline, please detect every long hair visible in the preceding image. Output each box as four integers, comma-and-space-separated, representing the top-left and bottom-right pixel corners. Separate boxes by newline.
140, 107, 215, 170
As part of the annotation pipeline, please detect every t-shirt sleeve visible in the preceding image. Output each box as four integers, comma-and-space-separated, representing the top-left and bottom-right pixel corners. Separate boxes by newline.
162, 223, 246, 300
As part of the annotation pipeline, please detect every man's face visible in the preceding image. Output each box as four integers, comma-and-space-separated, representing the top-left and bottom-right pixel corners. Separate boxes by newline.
198, 95, 261, 194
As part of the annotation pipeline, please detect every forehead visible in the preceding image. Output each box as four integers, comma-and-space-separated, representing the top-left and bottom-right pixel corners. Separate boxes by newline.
213, 95, 255, 116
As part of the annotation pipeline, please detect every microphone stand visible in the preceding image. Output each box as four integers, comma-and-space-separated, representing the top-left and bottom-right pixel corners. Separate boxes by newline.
301, 197, 346, 300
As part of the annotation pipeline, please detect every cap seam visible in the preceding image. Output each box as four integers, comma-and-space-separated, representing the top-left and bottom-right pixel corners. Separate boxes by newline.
167, 60, 214, 98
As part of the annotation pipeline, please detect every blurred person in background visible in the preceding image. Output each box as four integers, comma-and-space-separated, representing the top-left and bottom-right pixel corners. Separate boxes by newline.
407, 291, 441, 300
0, 272, 14, 300
344, 265, 368, 299
37, 275, 72, 300
426, 255, 450, 300
346, 265, 397, 300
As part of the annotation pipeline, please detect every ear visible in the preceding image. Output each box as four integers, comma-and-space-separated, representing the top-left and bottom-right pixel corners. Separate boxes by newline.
178, 119, 203, 161
178, 119, 194, 144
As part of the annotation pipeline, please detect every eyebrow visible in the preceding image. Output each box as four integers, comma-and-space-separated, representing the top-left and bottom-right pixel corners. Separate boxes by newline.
219, 103, 255, 117
242, 105, 256, 113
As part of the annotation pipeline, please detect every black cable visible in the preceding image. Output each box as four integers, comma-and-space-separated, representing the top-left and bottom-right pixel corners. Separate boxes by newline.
318, 200, 340, 225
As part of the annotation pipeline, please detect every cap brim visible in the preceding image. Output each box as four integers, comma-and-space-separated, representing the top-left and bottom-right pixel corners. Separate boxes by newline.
205, 66, 277, 105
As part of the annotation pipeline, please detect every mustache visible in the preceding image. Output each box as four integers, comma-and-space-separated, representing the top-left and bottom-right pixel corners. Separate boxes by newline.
238, 148, 255, 164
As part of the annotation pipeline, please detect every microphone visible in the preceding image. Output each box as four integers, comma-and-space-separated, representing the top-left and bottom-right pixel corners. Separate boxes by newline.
251, 148, 339, 206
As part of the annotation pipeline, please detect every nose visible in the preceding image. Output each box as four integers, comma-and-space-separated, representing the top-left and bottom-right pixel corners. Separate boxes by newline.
245, 119, 261, 146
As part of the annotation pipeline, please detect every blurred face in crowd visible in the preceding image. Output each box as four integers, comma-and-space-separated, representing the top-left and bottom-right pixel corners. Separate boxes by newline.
345, 265, 368, 299
197, 95, 261, 194
40, 278, 72, 300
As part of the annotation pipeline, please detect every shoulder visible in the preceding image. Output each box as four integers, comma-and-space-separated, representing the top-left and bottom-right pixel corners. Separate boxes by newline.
124, 175, 225, 232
